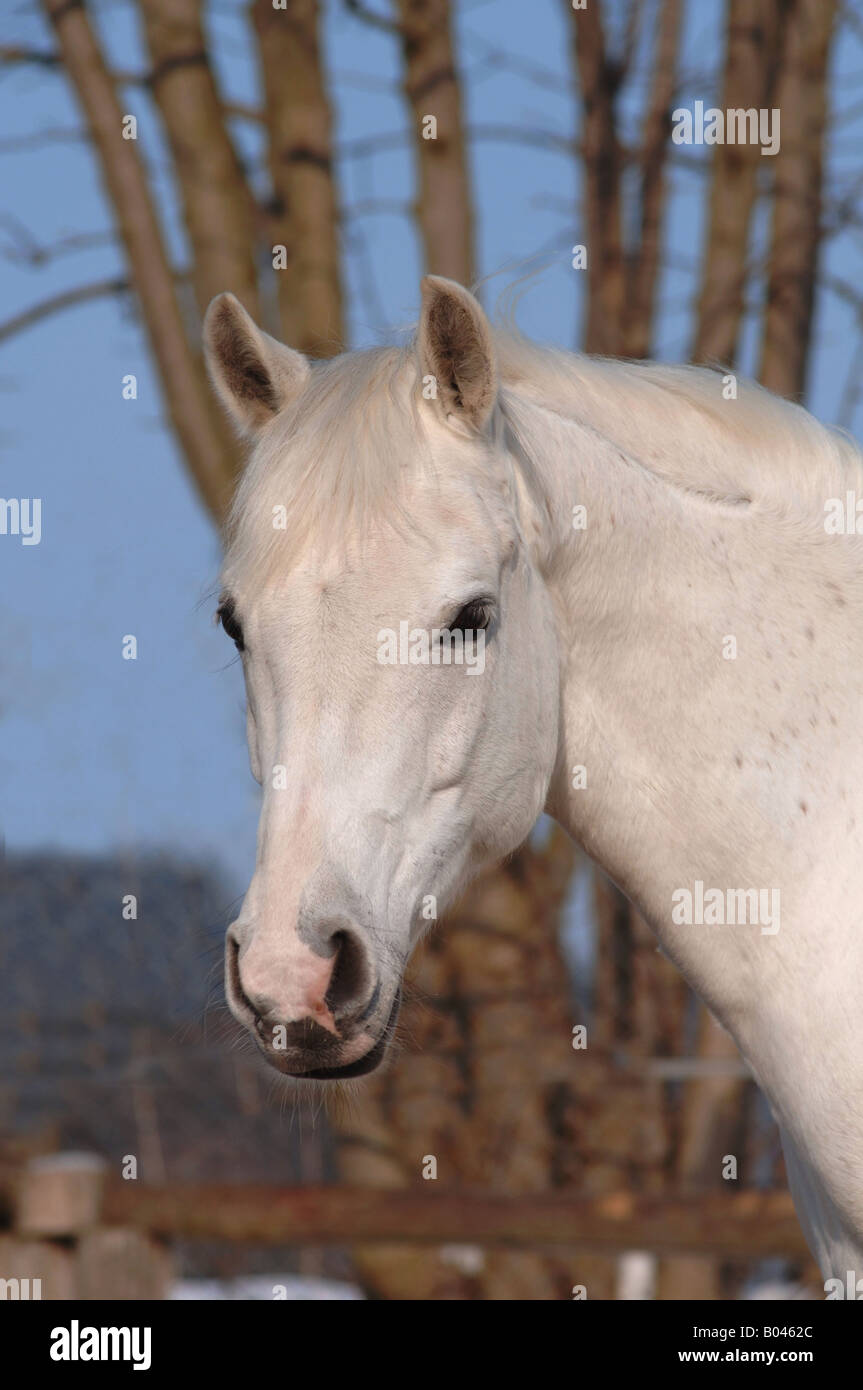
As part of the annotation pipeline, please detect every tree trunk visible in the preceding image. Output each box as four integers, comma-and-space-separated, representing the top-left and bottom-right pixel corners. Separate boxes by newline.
394, 0, 475, 286
692, 0, 786, 368
137, 0, 261, 322
758, 0, 837, 398
621, 0, 683, 359
250, 0, 344, 356
42, 0, 237, 523
563, 0, 625, 356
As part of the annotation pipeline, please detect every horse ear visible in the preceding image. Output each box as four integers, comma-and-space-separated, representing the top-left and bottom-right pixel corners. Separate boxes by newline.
418, 276, 497, 431
203, 293, 310, 435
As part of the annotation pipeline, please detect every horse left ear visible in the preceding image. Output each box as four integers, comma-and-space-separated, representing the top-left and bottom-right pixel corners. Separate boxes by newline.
418, 276, 497, 432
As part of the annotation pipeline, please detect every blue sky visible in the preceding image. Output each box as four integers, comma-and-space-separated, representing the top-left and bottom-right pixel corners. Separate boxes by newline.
2, 0, 861, 893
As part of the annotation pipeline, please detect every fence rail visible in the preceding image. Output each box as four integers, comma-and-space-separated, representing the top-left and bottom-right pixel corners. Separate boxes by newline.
1, 1150, 810, 1302
102, 1180, 808, 1258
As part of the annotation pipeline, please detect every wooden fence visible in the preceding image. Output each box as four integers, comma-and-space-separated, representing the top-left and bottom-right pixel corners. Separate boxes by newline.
0, 1148, 809, 1298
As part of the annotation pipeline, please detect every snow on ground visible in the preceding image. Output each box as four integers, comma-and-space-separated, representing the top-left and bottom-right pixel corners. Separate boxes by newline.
171, 1276, 364, 1301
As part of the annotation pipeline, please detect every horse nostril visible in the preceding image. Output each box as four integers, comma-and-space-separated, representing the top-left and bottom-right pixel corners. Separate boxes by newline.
226, 918, 376, 1033
226, 932, 277, 1026
226, 932, 247, 1008
324, 929, 373, 1019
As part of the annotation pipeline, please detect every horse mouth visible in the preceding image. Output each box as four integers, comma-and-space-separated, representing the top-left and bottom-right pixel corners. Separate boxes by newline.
241, 987, 401, 1081
298, 989, 401, 1080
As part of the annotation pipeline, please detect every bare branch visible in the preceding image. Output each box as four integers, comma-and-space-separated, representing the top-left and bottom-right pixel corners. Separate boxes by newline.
0, 44, 65, 69
0, 44, 262, 124
459, 31, 571, 94
0, 126, 86, 154
0, 276, 130, 345
345, 197, 412, 220
342, 0, 402, 36
619, 0, 645, 81
838, 337, 863, 428
0, 214, 115, 266
340, 122, 578, 162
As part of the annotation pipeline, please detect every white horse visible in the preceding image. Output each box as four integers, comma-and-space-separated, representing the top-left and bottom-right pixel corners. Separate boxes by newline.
204, 276, 863, 1282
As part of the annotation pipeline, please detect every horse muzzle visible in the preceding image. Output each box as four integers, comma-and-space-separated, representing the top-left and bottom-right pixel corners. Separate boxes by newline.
225, 925, 400, 1078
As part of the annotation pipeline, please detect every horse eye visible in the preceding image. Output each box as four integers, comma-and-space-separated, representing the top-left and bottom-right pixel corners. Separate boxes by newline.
450, 598, 494, 634
217, 597, 245, 652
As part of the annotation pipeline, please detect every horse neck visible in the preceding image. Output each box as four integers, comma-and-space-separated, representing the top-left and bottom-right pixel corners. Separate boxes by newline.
509, 378, 863, 1259
508, 376, 863, 1011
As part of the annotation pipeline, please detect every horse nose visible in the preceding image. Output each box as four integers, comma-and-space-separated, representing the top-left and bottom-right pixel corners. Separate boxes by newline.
296, 894, 378, 1019
226, 921, 374, 1030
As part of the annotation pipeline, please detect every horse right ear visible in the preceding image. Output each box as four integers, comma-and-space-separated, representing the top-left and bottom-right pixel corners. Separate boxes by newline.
203, 293, 310, 436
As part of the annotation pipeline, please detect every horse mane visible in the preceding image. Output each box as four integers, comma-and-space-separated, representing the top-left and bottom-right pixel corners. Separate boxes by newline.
223, 322, 863, 591
494, 330, 863, 518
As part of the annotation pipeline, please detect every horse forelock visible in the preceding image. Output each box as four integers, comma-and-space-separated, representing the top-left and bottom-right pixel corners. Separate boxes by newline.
222, 344, 426, 591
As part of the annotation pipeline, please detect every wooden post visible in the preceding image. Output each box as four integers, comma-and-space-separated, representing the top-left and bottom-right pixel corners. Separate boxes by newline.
77, 1229, 173, 1301
0, 1237, 76, 1300
7, 1150, 172, 1301
16, 1152, 107, 1237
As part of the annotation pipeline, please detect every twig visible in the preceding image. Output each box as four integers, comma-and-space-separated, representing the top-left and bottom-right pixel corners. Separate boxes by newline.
342, 0, 403, 37
0, 217, 115, 265
0, 44, 261, 123
0, 276, 131, 345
